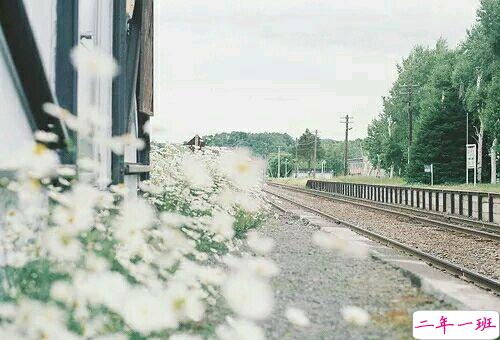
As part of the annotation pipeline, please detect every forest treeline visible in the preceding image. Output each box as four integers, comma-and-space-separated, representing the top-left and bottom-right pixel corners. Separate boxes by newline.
204, 130, 363, 177
365, 0, 499, 184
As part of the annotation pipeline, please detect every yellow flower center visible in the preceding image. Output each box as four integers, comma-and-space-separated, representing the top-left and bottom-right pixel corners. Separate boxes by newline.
34, 143, 47, 155
236, 162, 250, 174
29, 178, 42, 190
173, 297, 186, 311
60, 234, 72, 246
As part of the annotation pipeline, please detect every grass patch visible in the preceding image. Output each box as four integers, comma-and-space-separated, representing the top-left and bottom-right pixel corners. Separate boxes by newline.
268, 178, 309, 187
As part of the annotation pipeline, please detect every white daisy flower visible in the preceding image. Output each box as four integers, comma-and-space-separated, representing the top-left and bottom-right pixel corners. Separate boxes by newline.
50, 281, 75, 306
70, 45, 118, 79
120, 289, 178, 335
216, 317, 266, 340
341, 306, 370, 326
312, 231, 369, 258
222, 271, 274, 320
209, 210, 235, 240
56, 166, 76, 177
218, 149, 264, 190
34, 130, 59, 143
169, 334, 202, 340
43, 226, 82, 262
165, 283, 205, 323
181, 154, 213, 189
285, 307, 310, 327
77, 271, 130, 311
247, 231, 275, 255
42, 102, 86, 132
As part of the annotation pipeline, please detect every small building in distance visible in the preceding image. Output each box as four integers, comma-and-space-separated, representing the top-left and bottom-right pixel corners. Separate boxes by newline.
347, 158, 365, 175
186, 135, 206, 150
347, 156, 386, 177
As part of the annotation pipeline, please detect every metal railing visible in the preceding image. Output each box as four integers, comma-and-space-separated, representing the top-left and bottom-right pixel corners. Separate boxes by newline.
306, 180, 500, 224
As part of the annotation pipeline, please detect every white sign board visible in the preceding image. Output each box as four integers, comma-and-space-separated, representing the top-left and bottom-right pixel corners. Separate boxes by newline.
424, 164, 434, 185
467, 144, 477, 169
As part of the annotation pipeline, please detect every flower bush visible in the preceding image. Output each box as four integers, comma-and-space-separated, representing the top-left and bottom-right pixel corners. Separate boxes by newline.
0, 46, 278, 339
0, 140, 278, 339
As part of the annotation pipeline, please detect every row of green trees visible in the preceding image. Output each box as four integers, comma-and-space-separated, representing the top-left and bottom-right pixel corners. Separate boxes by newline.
294, 129, 364, 176
364, 0, 499, 184
203, 130, 364, 178
204, 131, 296, 157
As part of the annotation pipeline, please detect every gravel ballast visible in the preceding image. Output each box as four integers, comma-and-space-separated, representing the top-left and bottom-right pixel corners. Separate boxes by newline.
265, 185, 500, 280
260, 207, 454, 339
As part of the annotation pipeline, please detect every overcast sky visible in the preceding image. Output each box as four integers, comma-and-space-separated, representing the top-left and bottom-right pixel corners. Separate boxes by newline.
153, 0, 479, 143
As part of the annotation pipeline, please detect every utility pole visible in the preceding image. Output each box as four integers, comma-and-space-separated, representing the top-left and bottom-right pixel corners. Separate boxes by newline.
284, 159, 288, 177
460, 82, 470, 184
341, 115, 352, 176
431, 164, 434, 186
399, 82, 420, 164
313, 130, 318, 178
277, 146, 281, 178
295, 138, 299, 178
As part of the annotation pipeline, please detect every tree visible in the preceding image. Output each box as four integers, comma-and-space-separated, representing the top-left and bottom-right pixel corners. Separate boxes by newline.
365, 4, 500, 185
485, 71, 500, 182
364, 43, 444, 176
204, 132, 295, 157
453, 29, 490, 182
478, 0, 500, 57
406, 48, 467, 183
321, 141, 345, 175
478, 0, 500, 182
297, 129, 324, 171
364, 118, 388, 172
452, 0, 499, 183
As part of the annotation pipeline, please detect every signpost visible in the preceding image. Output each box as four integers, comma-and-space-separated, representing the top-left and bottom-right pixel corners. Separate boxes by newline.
424, 164, 434, 186
466, 144, 477, 186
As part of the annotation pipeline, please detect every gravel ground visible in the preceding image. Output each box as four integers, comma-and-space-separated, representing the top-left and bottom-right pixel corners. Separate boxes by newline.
265, 185, 500, 280
260, 207, 455, 340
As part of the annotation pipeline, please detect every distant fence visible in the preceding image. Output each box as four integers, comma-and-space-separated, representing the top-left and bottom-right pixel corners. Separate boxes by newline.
306, 180, 500, 224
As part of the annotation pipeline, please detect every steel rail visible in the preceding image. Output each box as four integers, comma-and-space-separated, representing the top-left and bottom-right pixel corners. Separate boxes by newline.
268, 182, 500, 231
267, 182, 500, 241
264, 188, 500, 293
269, 182, 500, 233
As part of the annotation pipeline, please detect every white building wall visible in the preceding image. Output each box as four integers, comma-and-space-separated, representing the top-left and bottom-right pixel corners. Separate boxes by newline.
0, 40, 33, 163
0, 1, 56, 169
23, 0, 57, 92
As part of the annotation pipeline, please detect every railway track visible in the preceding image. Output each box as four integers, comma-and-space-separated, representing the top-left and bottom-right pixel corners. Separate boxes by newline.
264, 187, 500, 293
267, 182, 500, 241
